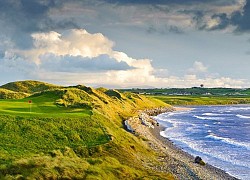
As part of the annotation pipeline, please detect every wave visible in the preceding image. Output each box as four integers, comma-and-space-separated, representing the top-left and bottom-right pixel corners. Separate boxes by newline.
161, 131, 250, 172
202, 113, 222, 116
213, 122, 221, 125
162, 111, 189, 117
228, 107, 250, 111
206, 133, 250, 150
193, 115, 224, 120
236, 114, 250, 119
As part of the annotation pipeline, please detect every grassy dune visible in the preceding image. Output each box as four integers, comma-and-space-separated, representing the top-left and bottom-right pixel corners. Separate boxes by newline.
0, 80, 60, 94
0, 81, 173, 179
0, 88, 29, 99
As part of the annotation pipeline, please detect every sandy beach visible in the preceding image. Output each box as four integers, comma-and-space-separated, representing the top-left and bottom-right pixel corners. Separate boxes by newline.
174, 106, 194, 111
126, 107, 238, 180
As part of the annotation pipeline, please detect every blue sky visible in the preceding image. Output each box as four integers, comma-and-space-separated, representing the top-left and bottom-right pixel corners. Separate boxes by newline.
0, 0, 250, 88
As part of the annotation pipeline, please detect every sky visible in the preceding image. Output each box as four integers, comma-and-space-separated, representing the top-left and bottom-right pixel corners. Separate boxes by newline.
0, 0, 250, 88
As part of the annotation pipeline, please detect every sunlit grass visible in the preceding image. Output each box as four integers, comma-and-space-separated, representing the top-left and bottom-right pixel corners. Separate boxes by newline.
0, 81, 173, 179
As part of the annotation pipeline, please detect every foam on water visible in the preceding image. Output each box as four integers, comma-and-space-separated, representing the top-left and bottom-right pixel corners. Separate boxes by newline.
206, 133, 250, 150
202, 113, 222, 116
228, 107, 250, 111
236, 114, 250, 119
156, 105, 250, 180
193, 115, 224, 120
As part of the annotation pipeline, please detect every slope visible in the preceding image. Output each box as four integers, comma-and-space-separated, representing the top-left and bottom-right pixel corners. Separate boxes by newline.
0, 88, 29, 99
0, 80, 60, 94
0, 81, 173, 179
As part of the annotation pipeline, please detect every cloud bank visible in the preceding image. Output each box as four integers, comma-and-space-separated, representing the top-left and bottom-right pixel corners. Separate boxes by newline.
1, 28, 248, 88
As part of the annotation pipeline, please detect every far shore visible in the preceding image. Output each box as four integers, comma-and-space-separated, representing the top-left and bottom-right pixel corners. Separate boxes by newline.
174, 106, 194, 111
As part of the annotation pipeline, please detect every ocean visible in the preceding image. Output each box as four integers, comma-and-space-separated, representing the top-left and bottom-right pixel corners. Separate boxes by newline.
154, 105, 250, 180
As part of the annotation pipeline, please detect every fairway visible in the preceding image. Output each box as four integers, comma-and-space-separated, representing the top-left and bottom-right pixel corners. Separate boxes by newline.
0, 81, 175, 179
0, 98, 92, 118
0, 91, 110, 159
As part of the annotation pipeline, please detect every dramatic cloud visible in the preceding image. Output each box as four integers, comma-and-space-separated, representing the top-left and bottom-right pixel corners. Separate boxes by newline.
2, 28, 247, 88
97, 0, 247, 32
0, 0, 248, 43
232, 0, 250, 32
12, 29, 153, 72
18, 29, 114, 63
2, 29, 158, 87
1, 1, 250, 88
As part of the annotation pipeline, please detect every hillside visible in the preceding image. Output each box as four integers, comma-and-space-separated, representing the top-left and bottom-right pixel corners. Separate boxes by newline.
0, 80, 60, 94
0, 88, 29, 99
0, 81, 174, 179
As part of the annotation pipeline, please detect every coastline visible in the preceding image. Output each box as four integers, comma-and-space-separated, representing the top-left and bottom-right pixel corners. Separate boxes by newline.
126, 107, 238, 179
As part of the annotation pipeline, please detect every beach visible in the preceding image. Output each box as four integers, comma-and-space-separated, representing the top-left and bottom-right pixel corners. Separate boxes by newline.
126, 107, 238, 179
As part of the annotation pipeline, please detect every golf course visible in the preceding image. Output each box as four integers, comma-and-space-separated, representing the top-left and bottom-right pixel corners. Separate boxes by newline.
0, 80, 174, 179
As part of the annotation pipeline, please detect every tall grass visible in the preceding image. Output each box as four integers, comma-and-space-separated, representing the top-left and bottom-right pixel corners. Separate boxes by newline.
0, 81, 173, 179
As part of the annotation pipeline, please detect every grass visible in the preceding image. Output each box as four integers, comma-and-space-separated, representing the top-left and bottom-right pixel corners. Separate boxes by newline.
0, 80, 173, 179
0, 80, 60, 94
0, 98, 92, 118
0, 114, 109, 157
0, 88, 29, 99
151, 95, 250, 105
120, 87, 250, 96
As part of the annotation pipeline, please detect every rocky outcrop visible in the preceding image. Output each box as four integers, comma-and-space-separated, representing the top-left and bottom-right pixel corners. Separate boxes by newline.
124, 119, 135, 133
141, 107, 175, 116
124, 107, 174, 133
138, 107, 174, 128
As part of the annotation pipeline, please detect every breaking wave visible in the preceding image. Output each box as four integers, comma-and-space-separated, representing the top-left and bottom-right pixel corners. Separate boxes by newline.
193, 115, 224, 120
236, 114, 250, 119
206, 133, 250, 150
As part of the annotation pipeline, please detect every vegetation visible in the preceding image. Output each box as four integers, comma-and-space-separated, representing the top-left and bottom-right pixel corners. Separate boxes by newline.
0, 80, 60, 94
120, 87, 250, 96
0, 81, 173, 179
0, 88, 29, 99
151, 95, 250, 105
2, 81, 248, 178
120, 87, 250, 105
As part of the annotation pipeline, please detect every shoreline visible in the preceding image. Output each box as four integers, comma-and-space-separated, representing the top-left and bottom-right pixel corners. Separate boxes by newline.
126, 107, 238, 179
150, 125, 238, 179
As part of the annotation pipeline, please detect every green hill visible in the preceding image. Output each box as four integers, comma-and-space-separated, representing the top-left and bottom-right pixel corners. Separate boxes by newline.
0, 81, 173, 179
0, 88, 29, 99
0, 80, 60, 94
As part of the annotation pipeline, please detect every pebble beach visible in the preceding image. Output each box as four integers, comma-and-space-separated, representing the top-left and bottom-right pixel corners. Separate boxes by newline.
126, 107, 238, 180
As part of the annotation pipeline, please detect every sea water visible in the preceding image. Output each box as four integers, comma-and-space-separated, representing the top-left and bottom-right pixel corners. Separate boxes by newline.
154, 105, 250, 180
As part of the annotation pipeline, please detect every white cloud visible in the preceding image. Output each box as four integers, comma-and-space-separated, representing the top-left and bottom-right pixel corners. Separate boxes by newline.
5, 29, 156, 87
2, 28, 249, 88
18, 29, 114, 64
188, 61, 208, 75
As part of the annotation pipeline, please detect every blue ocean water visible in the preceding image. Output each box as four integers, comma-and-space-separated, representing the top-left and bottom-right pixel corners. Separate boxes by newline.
154, 105, 250, 180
